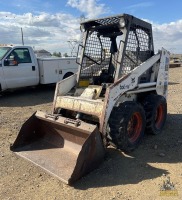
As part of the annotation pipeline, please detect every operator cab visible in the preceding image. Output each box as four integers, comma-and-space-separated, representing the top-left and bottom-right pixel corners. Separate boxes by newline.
76, 14, 154, 91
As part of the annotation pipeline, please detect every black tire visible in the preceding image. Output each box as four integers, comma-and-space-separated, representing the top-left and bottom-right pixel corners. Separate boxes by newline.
142, 94, 167, 135
107, 102, 146, 152
63, 72, 73, 79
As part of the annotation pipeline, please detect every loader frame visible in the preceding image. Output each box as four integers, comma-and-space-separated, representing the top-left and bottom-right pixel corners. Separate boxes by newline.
53, 14, 169, 137
11, 13, 170, 185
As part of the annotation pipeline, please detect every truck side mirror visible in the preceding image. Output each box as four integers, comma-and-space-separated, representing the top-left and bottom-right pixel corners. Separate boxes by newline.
4, 57, 18, 66
4, 59, 10, 66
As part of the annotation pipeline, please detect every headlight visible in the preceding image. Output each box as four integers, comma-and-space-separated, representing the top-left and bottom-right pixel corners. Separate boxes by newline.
119, 18, 125, 28
80, 24, 85, 32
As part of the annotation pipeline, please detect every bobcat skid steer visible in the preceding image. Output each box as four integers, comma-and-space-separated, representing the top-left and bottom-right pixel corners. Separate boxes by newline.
11, 14, 170, 185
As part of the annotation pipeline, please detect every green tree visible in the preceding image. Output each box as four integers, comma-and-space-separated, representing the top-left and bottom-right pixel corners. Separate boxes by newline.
63, 53, 68, 57
58, 52, 62, 57
53, 51, 62, 57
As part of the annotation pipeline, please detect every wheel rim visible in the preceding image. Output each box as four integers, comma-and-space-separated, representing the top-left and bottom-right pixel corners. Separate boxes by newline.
127, 112, 143, 143
155, 104, 164, 129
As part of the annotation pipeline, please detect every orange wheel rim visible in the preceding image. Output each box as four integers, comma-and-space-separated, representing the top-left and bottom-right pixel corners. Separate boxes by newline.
127, 112, 142, 143
155, 104, 164, 129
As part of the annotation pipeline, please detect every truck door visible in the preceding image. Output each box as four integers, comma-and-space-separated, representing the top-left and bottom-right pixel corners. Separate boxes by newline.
2, 48, 39, 89
0, 61, 4, 91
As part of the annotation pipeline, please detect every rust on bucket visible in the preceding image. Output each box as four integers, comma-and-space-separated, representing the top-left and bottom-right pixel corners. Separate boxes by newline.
10, 111, 105, 185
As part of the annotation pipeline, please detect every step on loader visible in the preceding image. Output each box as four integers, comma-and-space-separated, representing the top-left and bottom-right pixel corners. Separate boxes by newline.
11, 14, 170, 185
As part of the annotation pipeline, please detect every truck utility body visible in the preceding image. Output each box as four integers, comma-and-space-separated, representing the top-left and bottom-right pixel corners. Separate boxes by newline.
0, 46, 78, 91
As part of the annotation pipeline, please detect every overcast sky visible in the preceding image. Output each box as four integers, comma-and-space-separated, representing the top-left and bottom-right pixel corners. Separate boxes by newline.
0, 0, 182, 54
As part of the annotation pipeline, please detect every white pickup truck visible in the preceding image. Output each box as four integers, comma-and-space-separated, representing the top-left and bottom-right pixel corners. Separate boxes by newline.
0, 45, 79, 92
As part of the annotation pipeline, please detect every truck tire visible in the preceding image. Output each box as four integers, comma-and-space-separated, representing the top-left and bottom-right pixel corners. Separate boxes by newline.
142, 94, 167, 135
107, 102, 146, 152
63, 72, 74, 79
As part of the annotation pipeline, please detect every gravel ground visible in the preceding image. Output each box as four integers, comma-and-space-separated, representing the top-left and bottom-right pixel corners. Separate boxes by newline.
0, 67, 182, 200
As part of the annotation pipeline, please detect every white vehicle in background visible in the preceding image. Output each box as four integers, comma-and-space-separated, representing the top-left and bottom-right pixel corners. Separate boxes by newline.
0, 45, 78, 92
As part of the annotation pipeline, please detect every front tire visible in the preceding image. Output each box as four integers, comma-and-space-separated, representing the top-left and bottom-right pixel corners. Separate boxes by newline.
107, 102, 146, 152
142, 94, 167, 135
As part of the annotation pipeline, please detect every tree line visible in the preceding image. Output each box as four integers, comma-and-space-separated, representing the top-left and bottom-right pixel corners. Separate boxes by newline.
52, 52, 68, 57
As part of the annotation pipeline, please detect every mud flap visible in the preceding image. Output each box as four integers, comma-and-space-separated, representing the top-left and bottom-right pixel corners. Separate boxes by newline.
10, 111, 105, 185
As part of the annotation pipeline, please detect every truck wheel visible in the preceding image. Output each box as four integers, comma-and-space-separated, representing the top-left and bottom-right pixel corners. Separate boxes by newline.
142, 94, 167, 135
107, 102, 146, 152
63, 72, 73, 79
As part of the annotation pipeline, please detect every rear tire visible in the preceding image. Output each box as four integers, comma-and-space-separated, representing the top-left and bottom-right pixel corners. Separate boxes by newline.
107, 102, 146, 152
63, 72, 73, 79
142, 94, 167, 135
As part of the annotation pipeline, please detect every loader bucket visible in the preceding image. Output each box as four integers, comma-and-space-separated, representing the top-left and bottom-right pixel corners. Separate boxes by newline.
10, 111, 105, 185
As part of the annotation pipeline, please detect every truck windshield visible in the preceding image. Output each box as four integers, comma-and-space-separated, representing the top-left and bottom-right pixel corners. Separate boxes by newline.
0, 47, 11, 60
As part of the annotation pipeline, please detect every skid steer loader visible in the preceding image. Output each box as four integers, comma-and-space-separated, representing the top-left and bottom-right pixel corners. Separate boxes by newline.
11, 14, 170, 185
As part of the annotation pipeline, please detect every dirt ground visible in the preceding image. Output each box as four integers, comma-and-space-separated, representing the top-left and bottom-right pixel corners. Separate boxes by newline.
0, 67, 182, 200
